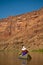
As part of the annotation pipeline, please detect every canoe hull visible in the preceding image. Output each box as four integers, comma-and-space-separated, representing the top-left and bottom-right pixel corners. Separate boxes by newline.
18, 53, 31, 59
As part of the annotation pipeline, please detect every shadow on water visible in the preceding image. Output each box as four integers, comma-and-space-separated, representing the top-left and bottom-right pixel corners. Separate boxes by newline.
28, 54, 32, 60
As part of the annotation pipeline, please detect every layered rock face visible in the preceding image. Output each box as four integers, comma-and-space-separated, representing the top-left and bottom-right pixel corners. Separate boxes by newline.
0, 8, 43, 50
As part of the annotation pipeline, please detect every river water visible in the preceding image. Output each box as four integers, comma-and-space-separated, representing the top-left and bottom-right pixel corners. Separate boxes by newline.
0, 51, 43, 65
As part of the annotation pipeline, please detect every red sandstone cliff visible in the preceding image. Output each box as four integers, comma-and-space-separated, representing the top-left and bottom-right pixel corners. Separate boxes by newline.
0, 8, 43, 50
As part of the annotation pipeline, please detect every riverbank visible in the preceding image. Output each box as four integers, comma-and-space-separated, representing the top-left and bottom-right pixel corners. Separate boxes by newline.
0, 47, 43, 53
31, 49, 43, 52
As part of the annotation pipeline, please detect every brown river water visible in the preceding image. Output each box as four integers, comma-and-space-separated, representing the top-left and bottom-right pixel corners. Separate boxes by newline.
0, 51, 43, 65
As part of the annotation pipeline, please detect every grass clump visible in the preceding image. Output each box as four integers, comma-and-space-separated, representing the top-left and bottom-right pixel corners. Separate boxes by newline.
31, 49, 43, 52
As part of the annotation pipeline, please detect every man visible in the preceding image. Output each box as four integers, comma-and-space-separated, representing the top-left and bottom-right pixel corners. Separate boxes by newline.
22, 45, 28, 56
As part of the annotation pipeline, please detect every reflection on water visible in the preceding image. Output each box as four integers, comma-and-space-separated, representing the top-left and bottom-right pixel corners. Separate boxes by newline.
21, 60, 27, 65
20, 57, 31, 65
0, 51, 43, 65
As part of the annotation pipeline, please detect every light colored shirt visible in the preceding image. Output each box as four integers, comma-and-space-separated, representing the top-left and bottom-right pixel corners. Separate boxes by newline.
22, 46, 26, 51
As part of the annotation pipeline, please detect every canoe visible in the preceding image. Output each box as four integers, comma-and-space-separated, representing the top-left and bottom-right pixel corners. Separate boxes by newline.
18, 53, 31, 60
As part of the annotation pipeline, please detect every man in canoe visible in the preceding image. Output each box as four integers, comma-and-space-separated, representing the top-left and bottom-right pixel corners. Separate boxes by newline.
22, 45, 28, 56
